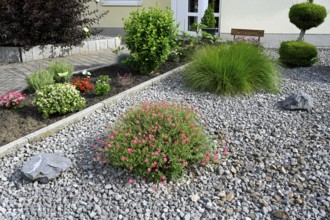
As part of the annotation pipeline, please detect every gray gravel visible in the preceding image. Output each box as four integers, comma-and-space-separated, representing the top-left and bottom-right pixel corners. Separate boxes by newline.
0, 49, 329, 219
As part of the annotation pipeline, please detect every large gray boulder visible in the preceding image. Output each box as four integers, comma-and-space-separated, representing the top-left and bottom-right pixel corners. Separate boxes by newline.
282, 91, 313, 111
21, 153, 72, 183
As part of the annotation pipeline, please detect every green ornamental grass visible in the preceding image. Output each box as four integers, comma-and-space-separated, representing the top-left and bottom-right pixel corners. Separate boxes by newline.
26, 69, 54, 92
47, 61, 74, 83
183, 43, 280, 96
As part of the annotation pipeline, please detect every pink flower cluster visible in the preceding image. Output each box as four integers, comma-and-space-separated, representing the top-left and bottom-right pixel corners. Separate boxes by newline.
0, 91, 26, 109
95, 100, 220, 183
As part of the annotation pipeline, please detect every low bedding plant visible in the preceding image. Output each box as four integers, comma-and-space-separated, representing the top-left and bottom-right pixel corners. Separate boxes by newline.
11, 62, 112, 117
95, 100, 228, 184
0, 91, 26, 109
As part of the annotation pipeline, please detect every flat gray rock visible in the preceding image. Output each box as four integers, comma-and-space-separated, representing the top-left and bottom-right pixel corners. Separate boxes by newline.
21, 153, 72, 183
281, 91, 313, 111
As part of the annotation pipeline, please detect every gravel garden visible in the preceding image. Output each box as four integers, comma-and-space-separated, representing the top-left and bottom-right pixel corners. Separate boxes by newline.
0, 2, 329, 220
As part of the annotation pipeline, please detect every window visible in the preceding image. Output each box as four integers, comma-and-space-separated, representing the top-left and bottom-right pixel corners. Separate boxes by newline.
102, 0, 142, 6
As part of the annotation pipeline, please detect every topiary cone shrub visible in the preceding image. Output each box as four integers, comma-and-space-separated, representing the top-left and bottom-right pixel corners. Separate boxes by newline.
201, 5, 217, 28
279, 41, 318, 67
289, 2, 327, 41
183, 42, 280, 96
96, 101, 215, 183
123, 7, 178, 74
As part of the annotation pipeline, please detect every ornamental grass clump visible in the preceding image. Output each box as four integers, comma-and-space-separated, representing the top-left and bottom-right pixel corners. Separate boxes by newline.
33, 84, 85, 118
48, 61, 74, 83
26, 69, 54, 92
96, 101, 213, 183
183, 42, 280, 96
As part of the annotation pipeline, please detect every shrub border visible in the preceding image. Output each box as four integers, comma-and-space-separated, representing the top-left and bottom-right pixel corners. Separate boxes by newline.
0, 64, 188, 158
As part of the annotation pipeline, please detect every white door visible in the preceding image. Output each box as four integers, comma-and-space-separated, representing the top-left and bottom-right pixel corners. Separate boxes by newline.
171, 0, 220, 34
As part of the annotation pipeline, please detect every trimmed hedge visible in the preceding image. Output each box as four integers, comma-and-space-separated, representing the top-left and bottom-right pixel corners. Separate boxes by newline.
289, 2, 327, 31
279, 41, 318, 67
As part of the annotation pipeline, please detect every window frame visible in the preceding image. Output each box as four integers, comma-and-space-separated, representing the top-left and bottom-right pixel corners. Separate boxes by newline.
102, 0, 142, 6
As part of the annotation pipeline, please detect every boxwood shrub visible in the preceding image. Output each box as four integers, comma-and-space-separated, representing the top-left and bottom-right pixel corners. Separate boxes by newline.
279, 41, 318, 67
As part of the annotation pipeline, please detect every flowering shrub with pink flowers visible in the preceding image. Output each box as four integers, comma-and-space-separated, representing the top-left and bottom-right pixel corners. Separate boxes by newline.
96, 100, 214, 183
0, 91, 26, 109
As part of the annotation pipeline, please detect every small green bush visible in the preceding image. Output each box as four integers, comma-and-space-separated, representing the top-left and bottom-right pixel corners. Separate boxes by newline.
33, 83, 85, 118
48, 61, 74, 83
96, 101, 213, 183
289, 2, 327, 31
123, 7, 178, 74
201, 5, 216, 28
183, 43, 280, 96
26, 69, 54, 92
95, 75, 111, 96
279, 41, 318, 67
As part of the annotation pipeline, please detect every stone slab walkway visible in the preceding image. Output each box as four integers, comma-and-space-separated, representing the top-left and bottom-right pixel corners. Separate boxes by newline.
0, 49, 126, 95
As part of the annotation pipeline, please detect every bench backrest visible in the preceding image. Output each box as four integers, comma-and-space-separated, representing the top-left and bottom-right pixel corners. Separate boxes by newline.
231, 28, 265, 42
231, 28, 264, 37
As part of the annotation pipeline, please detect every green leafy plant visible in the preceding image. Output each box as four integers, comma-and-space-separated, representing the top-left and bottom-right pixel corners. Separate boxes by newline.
279, 41, 318, 67
183, 42, 280, 96
0, 91, 26, 109
33, 83, 85, 118
48, 61, 74, 83
26, 69, 54, 92
123, 7, 178, 74
96, 100, 215, 183
95, 75, 111, 96
71, 77, 94, 93
289, 2, 327, 41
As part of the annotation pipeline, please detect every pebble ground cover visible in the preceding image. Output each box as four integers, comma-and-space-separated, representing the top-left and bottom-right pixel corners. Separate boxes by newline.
0, 49, 329, 219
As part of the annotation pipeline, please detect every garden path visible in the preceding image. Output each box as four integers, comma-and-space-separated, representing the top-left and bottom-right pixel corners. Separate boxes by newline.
0, 49, 127, 96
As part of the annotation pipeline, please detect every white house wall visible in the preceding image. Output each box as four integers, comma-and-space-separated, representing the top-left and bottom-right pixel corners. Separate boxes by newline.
220, 0, 330, 34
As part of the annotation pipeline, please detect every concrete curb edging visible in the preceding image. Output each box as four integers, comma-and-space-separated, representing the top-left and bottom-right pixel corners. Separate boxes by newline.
0, 64, 188, 158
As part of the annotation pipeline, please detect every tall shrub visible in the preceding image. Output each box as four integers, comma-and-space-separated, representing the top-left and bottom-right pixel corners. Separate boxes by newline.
289, 2, 327, 41
0, 0, 107, 48
124, 7, 178, 74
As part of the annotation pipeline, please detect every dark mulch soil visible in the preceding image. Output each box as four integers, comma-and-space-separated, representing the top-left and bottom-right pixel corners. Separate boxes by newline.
0, 61, 184, 147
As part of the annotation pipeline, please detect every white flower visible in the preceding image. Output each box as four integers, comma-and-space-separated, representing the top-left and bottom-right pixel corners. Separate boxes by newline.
83, 27, 90, 33
82, 69, 91, 78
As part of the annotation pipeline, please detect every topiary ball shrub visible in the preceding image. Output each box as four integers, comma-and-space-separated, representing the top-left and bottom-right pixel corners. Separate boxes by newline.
123, 7, 178, 74
33, 83, 85, 118
97, 101, 213, 183
47, 61, 74, 83
183, 42, 280, 96
289, 2, 327, 31
26, 69, 54, 93
279, 41, 318, 67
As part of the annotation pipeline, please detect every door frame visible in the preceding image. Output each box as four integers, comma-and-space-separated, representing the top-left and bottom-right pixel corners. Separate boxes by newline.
171, 0, 221, 35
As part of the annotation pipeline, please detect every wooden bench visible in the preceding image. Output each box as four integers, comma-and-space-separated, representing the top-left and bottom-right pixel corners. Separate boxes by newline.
231, 28, 265, 42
